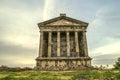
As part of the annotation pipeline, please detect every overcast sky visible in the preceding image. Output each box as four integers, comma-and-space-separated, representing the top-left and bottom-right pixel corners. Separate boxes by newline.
0, 0, 120, 68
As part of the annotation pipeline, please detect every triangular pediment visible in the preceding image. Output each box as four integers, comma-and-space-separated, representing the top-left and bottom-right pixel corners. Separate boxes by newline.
38, 14, 88, 27
46, 19, 79, 25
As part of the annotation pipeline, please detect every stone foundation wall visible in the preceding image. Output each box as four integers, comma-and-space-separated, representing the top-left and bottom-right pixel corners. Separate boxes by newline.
35, 59, 91, 70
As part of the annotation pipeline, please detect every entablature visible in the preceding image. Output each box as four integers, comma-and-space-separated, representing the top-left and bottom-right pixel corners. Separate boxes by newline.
39, 25, 86, 32
40, 29, 85, 32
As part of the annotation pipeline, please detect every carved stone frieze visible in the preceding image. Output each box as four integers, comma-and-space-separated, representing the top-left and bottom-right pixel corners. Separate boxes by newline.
40, 26, 85, 32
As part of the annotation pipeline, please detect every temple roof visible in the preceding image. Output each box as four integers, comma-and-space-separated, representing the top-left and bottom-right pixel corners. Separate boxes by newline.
38, 13, 88, 27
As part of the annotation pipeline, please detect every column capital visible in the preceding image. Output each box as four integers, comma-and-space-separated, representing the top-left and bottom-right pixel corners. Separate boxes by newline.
66, 31, 69, 35
82, 31, 87, 32
39, 31, 43, 32
75, 31, 79, 32
66, 31, 70, 32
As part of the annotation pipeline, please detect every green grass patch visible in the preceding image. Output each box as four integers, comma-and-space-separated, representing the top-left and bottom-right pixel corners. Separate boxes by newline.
0, 70, 119, 80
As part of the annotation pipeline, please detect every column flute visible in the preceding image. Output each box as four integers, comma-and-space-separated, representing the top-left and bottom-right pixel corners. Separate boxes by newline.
75, 31, 79, 56
83, 31, 88, 57
66, 32, 70, 57
57, 32, 60, 57
39, 31, 44, 57
48, 31, 52, 57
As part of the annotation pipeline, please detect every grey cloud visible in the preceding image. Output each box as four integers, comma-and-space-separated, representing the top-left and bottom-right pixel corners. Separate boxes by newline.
111, 35, 120, 39
92, 53, 120, 65
0, 40, 38, 56
87, 1, 120, 50
0, 40, 38, 67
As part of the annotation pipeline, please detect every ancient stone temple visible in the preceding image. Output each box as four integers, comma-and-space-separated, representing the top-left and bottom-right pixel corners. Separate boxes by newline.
35, 14, 92, 70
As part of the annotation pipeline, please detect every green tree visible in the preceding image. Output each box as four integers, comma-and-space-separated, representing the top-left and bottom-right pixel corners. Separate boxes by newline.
114, 57, 120, 70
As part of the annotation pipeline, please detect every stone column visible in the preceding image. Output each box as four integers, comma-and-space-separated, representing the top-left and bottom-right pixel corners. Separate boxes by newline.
83, 31, 88, 57
48, 32, 52, 57
75, 31, 79, 56
66, 32, 70, 57
39, 31, 44, 57
57, 32, 60, 57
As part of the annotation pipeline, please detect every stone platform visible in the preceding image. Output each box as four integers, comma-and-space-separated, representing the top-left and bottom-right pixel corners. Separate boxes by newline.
35, 57, 92, 71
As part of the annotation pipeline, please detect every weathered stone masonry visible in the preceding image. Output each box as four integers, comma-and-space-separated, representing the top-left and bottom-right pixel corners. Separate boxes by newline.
35, 14, 92, 70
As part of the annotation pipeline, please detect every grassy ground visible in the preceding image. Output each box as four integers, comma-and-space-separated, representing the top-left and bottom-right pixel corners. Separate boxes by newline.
0, 70, 119, 80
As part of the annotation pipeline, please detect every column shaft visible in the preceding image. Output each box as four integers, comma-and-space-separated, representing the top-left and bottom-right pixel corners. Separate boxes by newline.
57, 32, 60, 57
75, 31, 79, 56
39, 31, 44, 57
66, 32, 70, 57
83, 31, 88, 56
48, 32, 52, 57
